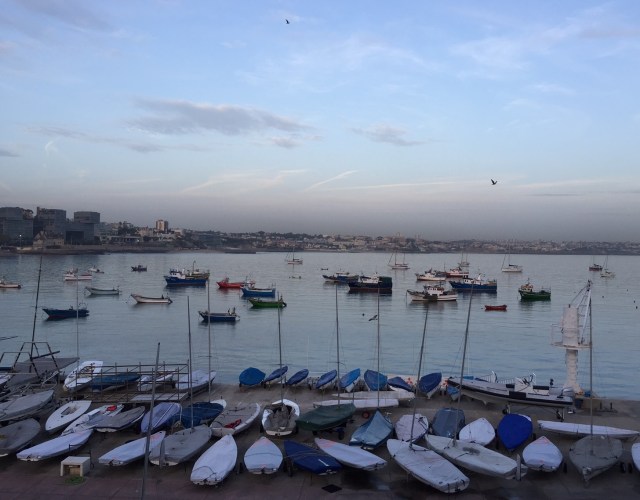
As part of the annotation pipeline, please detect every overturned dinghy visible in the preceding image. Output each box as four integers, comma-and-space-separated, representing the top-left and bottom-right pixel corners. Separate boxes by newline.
394, 413, 429, 443
458, 417, 495, 446
0, 389, 55, 423
244, 436, 283, 474
149, 425, 212, 466
17, 429, 93, 461
140, 402, 181, 433
284, 440, 342, 475
387, 439, 469, 494
523, 436, 563, 472
191, 434, 237, 486
569, 435, 622, 482
315, 437, 386, 471
349, 409, 394, 450
99, 431, 166, 466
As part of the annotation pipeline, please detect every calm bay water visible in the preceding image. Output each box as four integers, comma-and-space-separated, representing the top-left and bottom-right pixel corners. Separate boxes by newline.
1, 251, 638, 399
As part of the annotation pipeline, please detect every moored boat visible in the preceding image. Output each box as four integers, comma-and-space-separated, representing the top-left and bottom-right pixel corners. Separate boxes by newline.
448, 274, 497, 293
518, 281, 551, 301
348, 274, 392, 293
485, 304, 507, 311
131, 264, 147, 272
415, 268, 447, 281
130, 293, 172, 304
216, 277, 255, 289
85, 286, 120, 296
242, 286, 276, 298
0, 277, 21, 289
248, 297, 286, 308
198, 308, 239, 323
164, 266, 209, 286
42, 306, 89, 320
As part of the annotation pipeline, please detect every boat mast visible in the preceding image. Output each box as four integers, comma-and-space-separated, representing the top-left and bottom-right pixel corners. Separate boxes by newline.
187, 296, 194, 432
277, 300, 284, 405
454, 283, 474, 445
141, 342, 160, 500
29, 253, 43, 357
206, 280, 212, 399
409, 304, 429, 450
335, 286, 341, 406
376, 288, 381, 408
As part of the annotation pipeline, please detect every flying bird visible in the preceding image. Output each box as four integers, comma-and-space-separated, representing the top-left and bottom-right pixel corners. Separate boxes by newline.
285, 19, 290, 24
368, 314, 378, 321
491, 179, 497, 185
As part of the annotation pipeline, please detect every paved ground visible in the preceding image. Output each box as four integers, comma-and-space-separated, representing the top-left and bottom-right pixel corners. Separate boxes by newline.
1, 383, 640, 499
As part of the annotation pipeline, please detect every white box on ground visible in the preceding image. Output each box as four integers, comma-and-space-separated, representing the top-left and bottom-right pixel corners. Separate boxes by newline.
60, 456, 90, 477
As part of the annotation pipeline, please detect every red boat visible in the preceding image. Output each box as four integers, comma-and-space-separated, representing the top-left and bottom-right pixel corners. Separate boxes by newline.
484, 304, 507, 311
216, 277, 255, 289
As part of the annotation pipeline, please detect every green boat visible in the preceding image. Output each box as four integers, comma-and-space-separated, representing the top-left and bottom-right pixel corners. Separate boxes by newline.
248, 297, 287, 308
296, 403, 356, 435
518, 282, 551, 301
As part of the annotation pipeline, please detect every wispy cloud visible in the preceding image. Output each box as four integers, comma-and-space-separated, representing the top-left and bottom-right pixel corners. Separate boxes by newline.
18, 0, 111, 32
181, 169, 306, 196
305, 170, 358, 192
129, 99, 314, 140
351, 123, 424, 146
27, 125, 208, 153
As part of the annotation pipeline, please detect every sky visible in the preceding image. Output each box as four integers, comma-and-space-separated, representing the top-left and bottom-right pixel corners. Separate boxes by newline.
1, 1, 640, 241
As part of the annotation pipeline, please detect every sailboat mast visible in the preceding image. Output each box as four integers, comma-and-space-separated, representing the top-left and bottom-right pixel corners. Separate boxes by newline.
30, 253, 43, 357
454, 284, 474, 444
409, 304, 429, 449
206, 281, 212, 399
376, 288, 381, 408
335, 286, 341, 405
588, 284, 594, 439
278, 303, 284, 403
187, 296, 194, 432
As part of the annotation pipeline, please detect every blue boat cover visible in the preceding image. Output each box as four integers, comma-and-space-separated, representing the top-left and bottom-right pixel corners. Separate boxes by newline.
349, 410, 394, 450
338, 368, 361, 390
285, 369, 309, 386
176, 402, 224, 428
140, 402, 181, 433
418, 372, 442, 395
387, 376, 414, 392
364, 369, 387, 391
431, 408, 465, 438
264, 366, 288, 384
283, 440, 342, 475
91, 372, 140, 391
239, 367, 266, 387
497, 413, 533, 451
315, 369, 337, 389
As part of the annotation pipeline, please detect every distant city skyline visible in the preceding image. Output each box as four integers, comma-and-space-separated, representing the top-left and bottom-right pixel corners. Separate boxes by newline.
2, 2, 640, 242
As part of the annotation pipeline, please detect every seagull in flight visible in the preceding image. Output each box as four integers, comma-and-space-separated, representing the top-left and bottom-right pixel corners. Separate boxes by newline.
491, 179, 498, 185
368, 314, 378, 321
285, 19, 290, 24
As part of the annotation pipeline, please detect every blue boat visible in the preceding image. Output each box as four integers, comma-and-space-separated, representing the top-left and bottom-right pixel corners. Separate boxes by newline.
91, 372, 140, 391
42, 306, 89, 320
349, 410, 394, 450
239, 367, 265, 387
264, 366, 288, 385
448, 275, 497, 293
364, 369, 387, 391
387, 376, 414, 392
338, 368, 361, 391
164, 267, 209, 287
418, 372, 442, 397
284, 440, 342, 475
285, 368, 309, 387
315, 369, 337, 390
176, 402, 224, 428
497, 414, 533, 451
241, 286, 276, 298
431, 407, 465, 438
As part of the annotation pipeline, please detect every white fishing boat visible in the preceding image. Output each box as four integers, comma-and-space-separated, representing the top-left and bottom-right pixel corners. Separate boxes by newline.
538, 420, 639, 440
17, 429, 93, 461
191, 434, 237, 486
458, 417, 496, 446
130, 293, 172, 304
0, 418, 41, 457
149, 425, 212, 466
394, 413, 429, 443
63, 360, 103, 392
315, 437, 386, 471
568, 281, 624, 482
45, 400, 92, 434
244, 436, 283, 474
85, 286, 120, 296
387, 439, 469, 493
523, 436, 563, 472
0, 389, 55, 423
210, 402, 261, 437
98, 431, 165, 466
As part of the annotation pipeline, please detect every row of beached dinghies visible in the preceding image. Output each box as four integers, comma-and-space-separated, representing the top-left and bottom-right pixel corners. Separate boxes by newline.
1, 280, 639, 491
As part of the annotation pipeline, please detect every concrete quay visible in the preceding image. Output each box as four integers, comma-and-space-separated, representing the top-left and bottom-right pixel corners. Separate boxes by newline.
1, 382, 639, 500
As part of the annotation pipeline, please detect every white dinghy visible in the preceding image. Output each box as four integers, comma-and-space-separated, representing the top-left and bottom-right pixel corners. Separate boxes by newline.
315, 437, 386, 471
191, 434, 237, 486
63, 360, 103, 392
523, 436, 563, 472
17, 429, 93, 461
211, 402, 261, 437
387, 439, 469, 493
244, 436, 283, 475
458, 417, 496, 446
0, 389, 55, 423
99, 431, 165, 466
45, 400, 92, 434
426, 435, 526, 480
